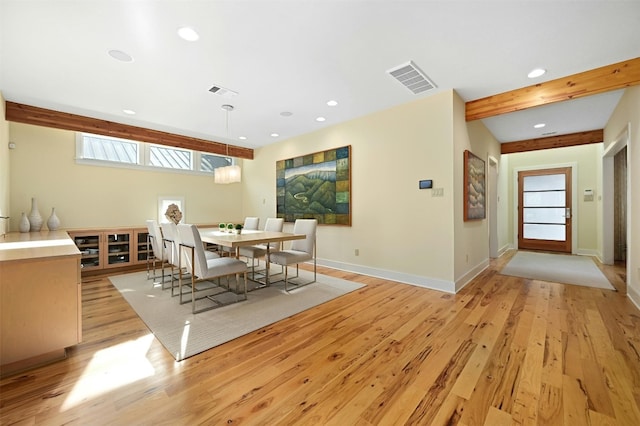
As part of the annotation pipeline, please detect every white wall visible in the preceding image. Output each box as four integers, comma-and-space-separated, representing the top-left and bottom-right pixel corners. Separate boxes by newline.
603, 86, 640, 308
0, 94, 9, 236
498, 155, 511, 254
8, 123, 244, 230
4, 90, 500, 294
502, 144, 602, 256
454, 97, 501, 290
244, 90, 497, 293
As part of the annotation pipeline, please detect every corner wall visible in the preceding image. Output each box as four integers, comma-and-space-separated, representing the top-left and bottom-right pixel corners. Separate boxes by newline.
503, 144, 603, 256
244, 90, 490, 293
603, 86, 640, 308
8, 123, 244, 230
0, 94, 9, 235
454, 95, 501, 290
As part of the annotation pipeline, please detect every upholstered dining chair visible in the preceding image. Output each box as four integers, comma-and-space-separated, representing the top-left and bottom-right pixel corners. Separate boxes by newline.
162, 221, 220, 296
268, 219, 317, 292
145, 219, 170, 283
238, 217, 284, 282
177, 223, 248, 314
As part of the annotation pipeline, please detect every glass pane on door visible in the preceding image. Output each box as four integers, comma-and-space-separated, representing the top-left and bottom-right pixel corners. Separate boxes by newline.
524, 224, 565, 240
522, 174, 566, 242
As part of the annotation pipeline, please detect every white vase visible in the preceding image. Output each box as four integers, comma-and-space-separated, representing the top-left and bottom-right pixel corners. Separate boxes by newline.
28, 198, 43, 232
47, 207, 60, 231
19, 212, 30, 233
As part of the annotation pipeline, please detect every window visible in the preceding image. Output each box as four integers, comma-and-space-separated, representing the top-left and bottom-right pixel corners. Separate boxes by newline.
149, 145, 191, 170
76, 133, 236, 175
80, 134, 139, 163
200, 154, 232, 172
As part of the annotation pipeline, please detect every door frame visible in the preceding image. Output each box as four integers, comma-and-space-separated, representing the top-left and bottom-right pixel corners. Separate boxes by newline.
602, 123, 630, 270
488, 155, 499, 258
513, 162, 578, 254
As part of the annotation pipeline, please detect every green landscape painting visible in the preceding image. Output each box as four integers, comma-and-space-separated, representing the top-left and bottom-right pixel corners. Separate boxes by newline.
276, 146, 351, 225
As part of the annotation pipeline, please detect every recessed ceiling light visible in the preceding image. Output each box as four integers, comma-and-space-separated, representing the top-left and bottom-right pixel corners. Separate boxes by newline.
122, 109, 136, 115
108, 49, 133, 62
316, 117, 326, 122
270, 133, 279, 138
177, 27, 199, 41
528, 68, 546, 78
327, 100, 338, 107
280, 111, 293, 117
534, 123, 546, 128
238, 136, 247, 140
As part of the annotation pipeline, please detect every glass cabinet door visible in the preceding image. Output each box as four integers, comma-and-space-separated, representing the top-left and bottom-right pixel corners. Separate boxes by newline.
105, 232, 131, 266
72, 233, 102, 270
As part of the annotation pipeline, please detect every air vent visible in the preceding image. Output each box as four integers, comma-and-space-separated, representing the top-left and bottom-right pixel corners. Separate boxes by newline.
387, 61, 436, 95
208, 84, 238, 98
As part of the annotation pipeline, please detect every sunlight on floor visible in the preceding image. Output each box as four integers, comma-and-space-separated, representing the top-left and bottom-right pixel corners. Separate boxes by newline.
60, 334, 155, 411
178, 320, 191, 359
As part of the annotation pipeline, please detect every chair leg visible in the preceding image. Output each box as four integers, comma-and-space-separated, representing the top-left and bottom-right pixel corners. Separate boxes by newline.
284, 265, 289, 292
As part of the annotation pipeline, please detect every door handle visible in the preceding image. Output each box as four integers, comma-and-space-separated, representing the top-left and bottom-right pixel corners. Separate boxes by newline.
565, 207, 571, 219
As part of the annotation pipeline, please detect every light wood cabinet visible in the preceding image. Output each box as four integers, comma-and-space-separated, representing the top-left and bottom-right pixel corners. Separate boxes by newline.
69, 228, 149, 273
133, 229, 150, 265
69, 229, 131, 270
0, 231, 81, 377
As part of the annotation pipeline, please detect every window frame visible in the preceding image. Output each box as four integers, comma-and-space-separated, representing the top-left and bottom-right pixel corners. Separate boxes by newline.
75, 133, 237, 176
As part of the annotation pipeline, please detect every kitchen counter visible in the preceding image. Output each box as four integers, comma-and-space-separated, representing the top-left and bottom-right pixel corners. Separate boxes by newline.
0, 231, 82, 377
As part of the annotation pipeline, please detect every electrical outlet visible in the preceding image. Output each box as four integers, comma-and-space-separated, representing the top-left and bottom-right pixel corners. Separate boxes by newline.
432, 188, 444, 197
355, 249, 359, 256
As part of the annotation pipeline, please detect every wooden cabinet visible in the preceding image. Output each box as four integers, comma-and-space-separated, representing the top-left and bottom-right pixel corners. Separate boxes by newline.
69, 231, 102, 270
133, 229, 150, 265
0, 231, 82, 377
69, 228, 149, 272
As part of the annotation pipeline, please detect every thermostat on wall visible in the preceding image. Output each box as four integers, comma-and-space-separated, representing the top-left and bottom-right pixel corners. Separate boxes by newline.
419, 179, 433, 189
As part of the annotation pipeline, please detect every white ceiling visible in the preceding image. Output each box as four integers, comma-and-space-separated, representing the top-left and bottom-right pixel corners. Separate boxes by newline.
1, 1, 639, 149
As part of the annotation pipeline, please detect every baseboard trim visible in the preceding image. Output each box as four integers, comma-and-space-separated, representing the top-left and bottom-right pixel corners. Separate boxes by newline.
498, 244, 512, 257
628, 285, 640, 311
576, 248, 600, 257
316, 259, 456, 294
455, 259, 490, 292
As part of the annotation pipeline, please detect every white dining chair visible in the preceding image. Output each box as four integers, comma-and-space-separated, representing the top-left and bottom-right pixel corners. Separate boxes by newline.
268, 219, 317, 292
146, 219, 170, 283
162, 222, 220, 296
177, 224, 248, 313
239, 217, 284, 283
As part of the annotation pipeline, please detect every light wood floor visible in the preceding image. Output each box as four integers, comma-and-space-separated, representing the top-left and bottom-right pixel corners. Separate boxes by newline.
1, 251, 639, 425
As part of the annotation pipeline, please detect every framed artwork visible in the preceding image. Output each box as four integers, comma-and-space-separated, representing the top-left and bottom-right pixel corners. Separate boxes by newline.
463, 150, 486, 221
276, 145, 351, 225
158, 196, 185, 224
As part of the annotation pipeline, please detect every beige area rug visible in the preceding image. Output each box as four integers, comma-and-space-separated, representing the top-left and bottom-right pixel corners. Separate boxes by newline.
109, 270, 364, 361
500, 251, 614, 290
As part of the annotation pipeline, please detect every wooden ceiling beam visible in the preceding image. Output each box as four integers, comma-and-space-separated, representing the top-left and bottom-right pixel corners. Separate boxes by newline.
500, 129, 603, 154
4, 101, 254, 160
466, 57, 640, 121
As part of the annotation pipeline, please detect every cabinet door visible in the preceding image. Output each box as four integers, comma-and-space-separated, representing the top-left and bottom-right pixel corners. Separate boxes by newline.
133, 229, 150, 265
102, 230, 133, 269
69, 231, 103, 270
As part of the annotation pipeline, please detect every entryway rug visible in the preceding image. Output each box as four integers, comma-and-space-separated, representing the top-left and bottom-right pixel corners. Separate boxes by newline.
500, 251, 614, 290
109, 270, 364, 361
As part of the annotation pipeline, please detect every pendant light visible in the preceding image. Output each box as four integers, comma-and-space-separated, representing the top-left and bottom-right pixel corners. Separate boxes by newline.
215, 104, 241, 184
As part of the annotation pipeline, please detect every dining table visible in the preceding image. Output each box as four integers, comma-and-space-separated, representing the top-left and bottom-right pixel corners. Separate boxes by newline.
198, 227, 306, 287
